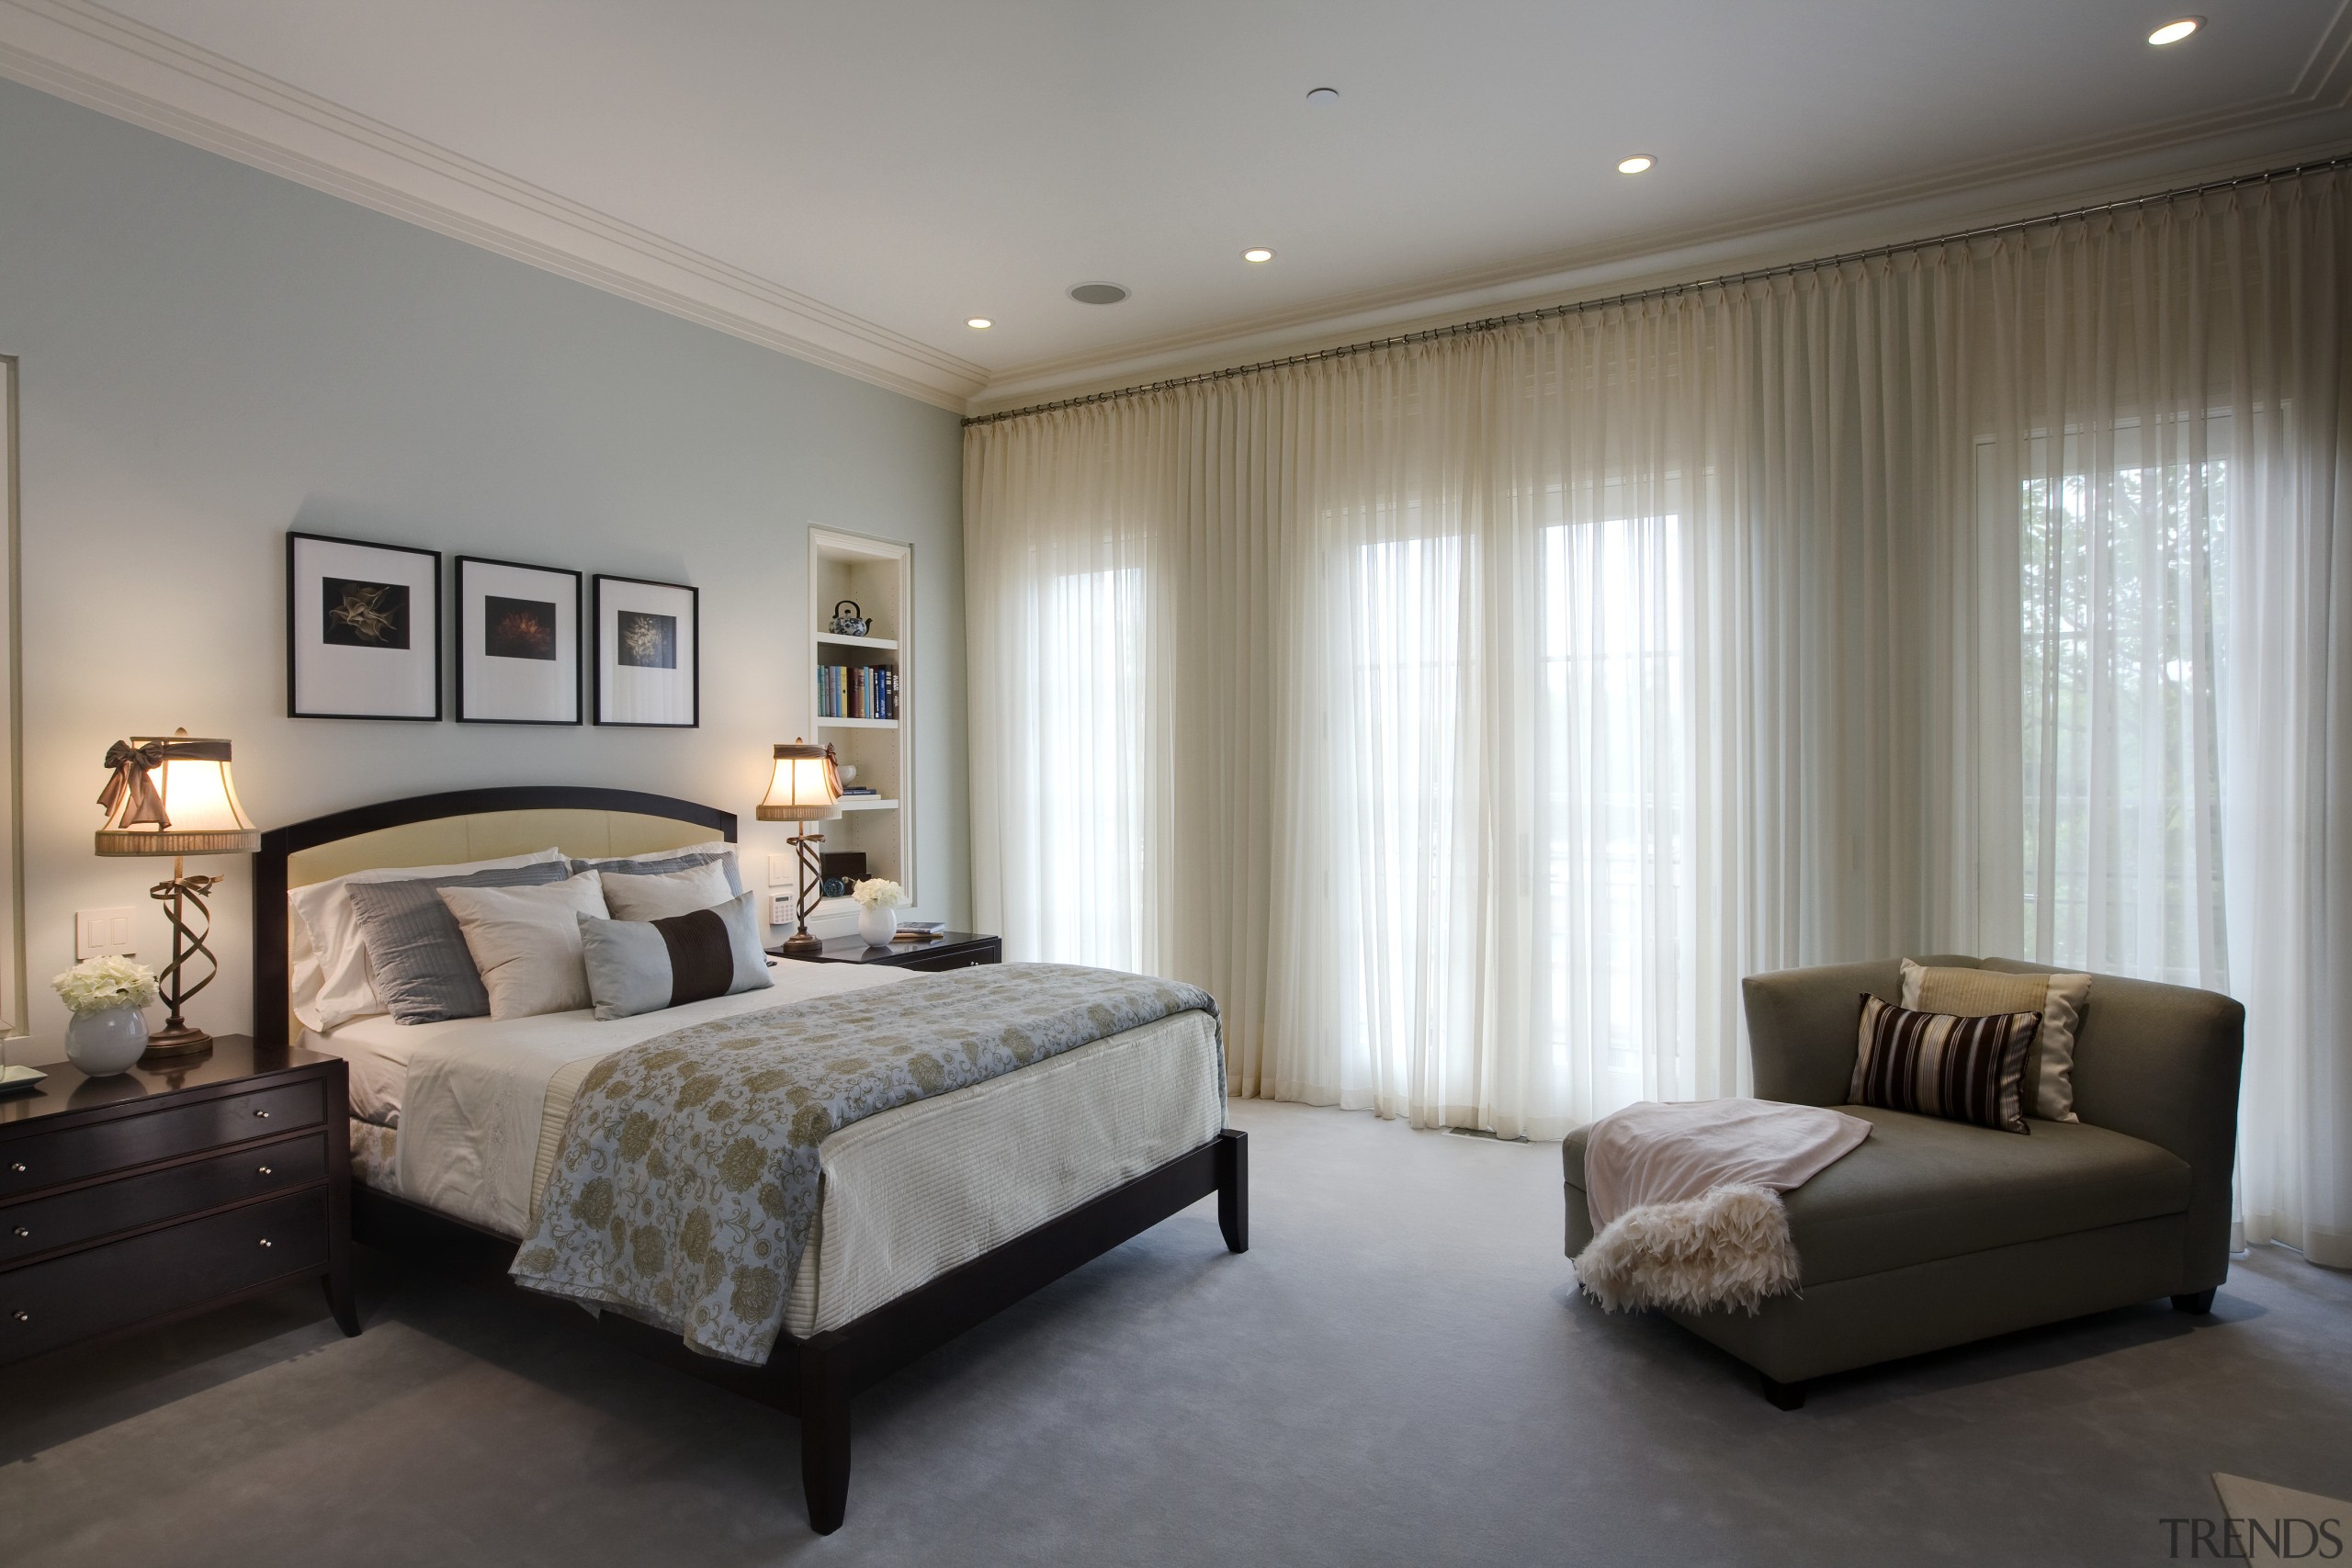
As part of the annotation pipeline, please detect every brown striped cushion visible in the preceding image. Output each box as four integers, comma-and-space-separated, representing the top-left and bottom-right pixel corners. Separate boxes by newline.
1849, 994, 2038, 1134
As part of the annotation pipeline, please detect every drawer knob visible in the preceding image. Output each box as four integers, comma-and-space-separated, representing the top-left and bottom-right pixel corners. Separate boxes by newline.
256, 1165, 274, 1177
257, 1237, 273, 1249
10, 1225, 26, 1239
253, 1109, 271, 1120
6, 1161, 23, 1174
10, 1309, 26, 1324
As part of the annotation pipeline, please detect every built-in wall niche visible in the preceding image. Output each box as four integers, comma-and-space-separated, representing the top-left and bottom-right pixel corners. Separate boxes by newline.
808, 527, 912, 933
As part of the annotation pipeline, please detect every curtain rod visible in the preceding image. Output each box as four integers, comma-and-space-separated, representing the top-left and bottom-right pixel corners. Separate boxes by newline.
964, 148, 2352, 428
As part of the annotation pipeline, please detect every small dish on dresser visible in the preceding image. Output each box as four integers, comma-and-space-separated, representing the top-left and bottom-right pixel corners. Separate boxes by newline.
0, 1064, 46, 1095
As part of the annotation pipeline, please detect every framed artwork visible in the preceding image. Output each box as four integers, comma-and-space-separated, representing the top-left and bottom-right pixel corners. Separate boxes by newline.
456, 556, 582, 725
287, 532, 443, 720
592, 574, 698, 728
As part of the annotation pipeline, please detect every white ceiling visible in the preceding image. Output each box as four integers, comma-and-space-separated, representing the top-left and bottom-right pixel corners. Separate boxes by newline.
6, 0, 2350, 411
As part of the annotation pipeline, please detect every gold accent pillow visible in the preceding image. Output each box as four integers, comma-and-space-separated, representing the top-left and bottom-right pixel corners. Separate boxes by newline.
1900, 959, 2091, 1122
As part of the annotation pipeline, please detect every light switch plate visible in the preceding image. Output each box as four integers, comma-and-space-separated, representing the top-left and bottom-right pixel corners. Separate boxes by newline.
766, 853, 792, 887
76, 907, 138, 960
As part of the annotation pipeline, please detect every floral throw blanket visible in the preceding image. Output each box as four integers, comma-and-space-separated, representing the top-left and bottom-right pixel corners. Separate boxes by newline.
510, 963, 1220, 1364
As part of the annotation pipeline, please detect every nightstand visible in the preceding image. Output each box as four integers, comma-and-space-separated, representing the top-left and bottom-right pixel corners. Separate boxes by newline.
772, 931, 1002, 973
0, 1036, 356, 1365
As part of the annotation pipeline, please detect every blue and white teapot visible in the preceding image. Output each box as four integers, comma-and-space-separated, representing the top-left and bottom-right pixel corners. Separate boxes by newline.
829, 599, 872, 637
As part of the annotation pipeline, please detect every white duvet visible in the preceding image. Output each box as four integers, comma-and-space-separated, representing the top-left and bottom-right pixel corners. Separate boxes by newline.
306, 964, 1227, 1336
313, 963, 903, 1235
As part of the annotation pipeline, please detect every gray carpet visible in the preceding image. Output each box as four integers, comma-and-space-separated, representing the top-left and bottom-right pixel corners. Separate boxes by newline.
3, 1100, 2347, 1566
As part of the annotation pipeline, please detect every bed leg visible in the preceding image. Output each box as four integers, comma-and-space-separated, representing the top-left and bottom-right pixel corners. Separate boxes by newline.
797, 1344, 853, 1535
322, 1268, 359, 1338
1216, 1129, 1249, 1254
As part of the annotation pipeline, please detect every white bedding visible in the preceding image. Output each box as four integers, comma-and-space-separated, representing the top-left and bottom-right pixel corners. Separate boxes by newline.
305, 965, 1226, 1337
305, 963, 904, 1224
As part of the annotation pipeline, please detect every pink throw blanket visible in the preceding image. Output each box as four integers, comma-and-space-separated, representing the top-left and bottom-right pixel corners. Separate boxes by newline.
1584, 1098, 1871, 1227
1575, 1099, 1871, 1315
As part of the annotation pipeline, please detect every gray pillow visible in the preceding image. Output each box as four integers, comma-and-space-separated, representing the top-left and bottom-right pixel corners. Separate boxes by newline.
569, 849, 743, 896
345, 860, 572, 1023
577, 888, 774, 1021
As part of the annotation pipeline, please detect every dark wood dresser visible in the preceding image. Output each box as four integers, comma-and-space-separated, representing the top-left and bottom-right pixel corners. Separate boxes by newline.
0, 1036, 356, 1365
773, 931, 1003, 972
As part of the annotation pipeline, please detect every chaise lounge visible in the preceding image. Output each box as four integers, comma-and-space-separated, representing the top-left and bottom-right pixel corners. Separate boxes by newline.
1562, 956, 2245, 1407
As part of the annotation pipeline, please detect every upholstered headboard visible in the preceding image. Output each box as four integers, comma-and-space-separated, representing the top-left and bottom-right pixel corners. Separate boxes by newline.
253, 786, 738, 1045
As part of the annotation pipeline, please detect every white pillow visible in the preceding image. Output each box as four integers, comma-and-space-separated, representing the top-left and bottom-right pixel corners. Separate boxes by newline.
291, 846, 567, 1032
435, 872, 611, 1021
601, 858, 737, 922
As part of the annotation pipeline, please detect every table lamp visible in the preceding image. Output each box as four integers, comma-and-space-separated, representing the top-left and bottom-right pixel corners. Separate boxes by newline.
95, 730, 261, 1055
757, 739, 841, 955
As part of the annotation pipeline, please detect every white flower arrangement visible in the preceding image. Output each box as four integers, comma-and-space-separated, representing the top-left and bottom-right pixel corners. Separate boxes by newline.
851, 877, 907, 910
52, 954, 159, 1016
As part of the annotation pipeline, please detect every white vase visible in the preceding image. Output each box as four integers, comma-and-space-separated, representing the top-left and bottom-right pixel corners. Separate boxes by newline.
856, 905, 899, 946
64, 1006, 149, 1076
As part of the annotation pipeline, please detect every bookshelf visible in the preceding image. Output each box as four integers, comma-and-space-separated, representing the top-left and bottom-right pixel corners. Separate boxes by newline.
804, 527, 913, 932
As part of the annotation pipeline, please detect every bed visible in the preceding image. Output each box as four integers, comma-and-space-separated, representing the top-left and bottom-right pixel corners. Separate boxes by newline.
252, 785, 1246, 1534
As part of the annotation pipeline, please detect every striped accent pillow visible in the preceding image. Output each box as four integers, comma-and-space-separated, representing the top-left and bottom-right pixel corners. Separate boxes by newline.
576, 888, 775, 1021
1849, 994, 2039, 1134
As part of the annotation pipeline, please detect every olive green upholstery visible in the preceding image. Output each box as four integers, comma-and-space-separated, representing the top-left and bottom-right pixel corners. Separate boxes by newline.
1561, 957, 2245, 1384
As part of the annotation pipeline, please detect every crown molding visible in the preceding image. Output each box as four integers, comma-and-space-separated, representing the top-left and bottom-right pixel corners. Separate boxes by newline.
972, 13, 2352, 415
4, 0, 2346, 421
0, 0, 989, 412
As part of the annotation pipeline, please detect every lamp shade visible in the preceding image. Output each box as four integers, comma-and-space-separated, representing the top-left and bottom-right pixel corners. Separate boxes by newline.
756, 739, 842, 821
95, 735, 261, 856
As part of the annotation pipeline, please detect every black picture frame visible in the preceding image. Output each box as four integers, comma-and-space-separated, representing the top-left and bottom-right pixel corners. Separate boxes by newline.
287, 531, 444, 721
592, 573, 699, 728
456, 555, 583, 726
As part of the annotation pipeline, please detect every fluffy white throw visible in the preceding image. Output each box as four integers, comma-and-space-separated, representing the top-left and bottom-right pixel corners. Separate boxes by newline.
1575, 1099, 1871, 1316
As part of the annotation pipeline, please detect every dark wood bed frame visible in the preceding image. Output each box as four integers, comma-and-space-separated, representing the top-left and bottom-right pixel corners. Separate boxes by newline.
254, 785, 1249, 1535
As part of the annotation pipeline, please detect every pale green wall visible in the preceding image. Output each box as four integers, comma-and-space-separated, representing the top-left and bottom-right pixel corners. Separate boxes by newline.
0, 78, 968, 1055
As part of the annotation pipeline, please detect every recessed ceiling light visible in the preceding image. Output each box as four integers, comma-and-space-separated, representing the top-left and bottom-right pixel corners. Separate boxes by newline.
966, 317, 992, 330
1306, 86, 1340, 104
2148, 16, 2201, 44
1242, 247, 1275, 263
1069, 282, 1129, 305
1617, 154, 1656, 175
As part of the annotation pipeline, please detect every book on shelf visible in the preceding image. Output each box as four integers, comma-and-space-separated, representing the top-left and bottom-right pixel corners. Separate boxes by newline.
816, 662, 899, 720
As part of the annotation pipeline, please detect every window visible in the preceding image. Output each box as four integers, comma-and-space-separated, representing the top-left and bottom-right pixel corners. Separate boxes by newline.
2014, 418, 2231, 987
1337, 496, 1689, 1121
1031, 565, 1149, 968
1540, 513, 1686, 1106
1345, 530, 1464, 1058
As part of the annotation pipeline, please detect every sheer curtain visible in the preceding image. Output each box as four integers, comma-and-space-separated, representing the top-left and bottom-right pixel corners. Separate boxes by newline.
964, 408, 1169, 974
1991, 183, 2351, 1264
965, 170, 2351, 1261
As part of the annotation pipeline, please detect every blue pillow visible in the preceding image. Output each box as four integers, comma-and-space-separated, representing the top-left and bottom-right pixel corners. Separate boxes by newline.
568, 849, 742, 896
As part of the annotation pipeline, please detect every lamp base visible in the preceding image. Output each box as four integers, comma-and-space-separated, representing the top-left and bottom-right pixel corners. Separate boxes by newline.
777, 930, 825, 956
141, 1024, 213, 1060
